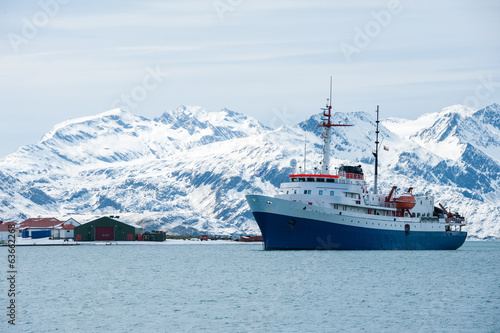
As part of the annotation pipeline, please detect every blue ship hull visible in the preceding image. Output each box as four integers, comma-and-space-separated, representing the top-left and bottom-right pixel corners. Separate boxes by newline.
252, 211, 467, 250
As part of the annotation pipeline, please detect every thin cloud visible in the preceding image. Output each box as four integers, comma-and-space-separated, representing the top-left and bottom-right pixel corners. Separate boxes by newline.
50, 12, 216, 30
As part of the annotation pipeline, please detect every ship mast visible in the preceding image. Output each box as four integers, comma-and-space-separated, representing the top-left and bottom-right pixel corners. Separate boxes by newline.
373, 105, 380, 194
303, 130, 307, 173
318, 77, 352, 175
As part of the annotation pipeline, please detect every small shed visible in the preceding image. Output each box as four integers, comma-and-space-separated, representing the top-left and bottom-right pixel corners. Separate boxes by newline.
141, 231, 166, 242
74, 217, 143, 241
54, 224, 76, 239
53, 218, 80, 239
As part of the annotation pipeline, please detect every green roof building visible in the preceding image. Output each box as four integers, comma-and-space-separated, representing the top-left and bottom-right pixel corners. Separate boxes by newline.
74, 217, 143, 241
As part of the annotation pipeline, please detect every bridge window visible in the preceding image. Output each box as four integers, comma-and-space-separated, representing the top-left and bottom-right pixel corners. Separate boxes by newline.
316, 178, 325, 182
307, 178, 314, 182
326, 179, 335, 183
304, 190, 311, 195
298, 178, 305, 182
319, 190, 323, 195
291, 178, 297, 182
330, 191, 334, 196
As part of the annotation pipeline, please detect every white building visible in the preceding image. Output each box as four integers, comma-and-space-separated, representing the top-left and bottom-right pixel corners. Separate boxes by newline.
54, 224, 75, 239
53, 218, 80, 239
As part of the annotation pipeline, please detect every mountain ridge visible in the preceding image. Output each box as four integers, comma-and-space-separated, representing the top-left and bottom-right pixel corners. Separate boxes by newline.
1, 104, 499, 239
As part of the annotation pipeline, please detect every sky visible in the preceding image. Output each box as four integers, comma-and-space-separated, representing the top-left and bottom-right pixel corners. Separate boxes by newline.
0, 0, 499, 157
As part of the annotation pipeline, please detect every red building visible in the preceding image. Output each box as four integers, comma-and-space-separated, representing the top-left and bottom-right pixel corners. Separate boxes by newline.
17, 217, 62, 238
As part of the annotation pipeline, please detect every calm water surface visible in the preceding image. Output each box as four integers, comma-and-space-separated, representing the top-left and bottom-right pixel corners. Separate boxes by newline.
4, 241, 499, 332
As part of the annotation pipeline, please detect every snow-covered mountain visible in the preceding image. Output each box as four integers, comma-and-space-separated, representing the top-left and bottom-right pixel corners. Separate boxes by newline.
1, 104, 499, 239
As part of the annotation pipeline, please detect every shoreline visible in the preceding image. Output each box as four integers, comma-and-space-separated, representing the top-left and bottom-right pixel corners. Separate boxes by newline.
2, 238, 262, 246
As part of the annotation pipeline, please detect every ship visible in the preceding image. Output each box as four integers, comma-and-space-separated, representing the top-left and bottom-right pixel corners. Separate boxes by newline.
245, 79, 467, 250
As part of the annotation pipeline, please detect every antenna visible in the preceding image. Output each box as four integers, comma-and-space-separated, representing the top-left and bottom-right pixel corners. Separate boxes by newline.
317, 76, 352, 174
303, 128, 307, 173
373, 105, 380, 194
329, 76, 332, 109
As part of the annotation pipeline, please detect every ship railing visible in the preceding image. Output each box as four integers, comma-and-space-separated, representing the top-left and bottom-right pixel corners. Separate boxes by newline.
384, 202, 397, 209
447, 216, 466, 225
339, 172, 364, 180
374, 201, 396, 209
421, 216, 439, 222
365, 201, 397, 209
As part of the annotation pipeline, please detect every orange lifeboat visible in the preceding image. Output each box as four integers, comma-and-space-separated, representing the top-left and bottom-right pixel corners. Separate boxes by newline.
386, 186, 416, 210
391, 192, 416, 210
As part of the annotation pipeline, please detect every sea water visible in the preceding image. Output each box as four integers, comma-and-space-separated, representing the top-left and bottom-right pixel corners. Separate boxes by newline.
3, 241, 499, 332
